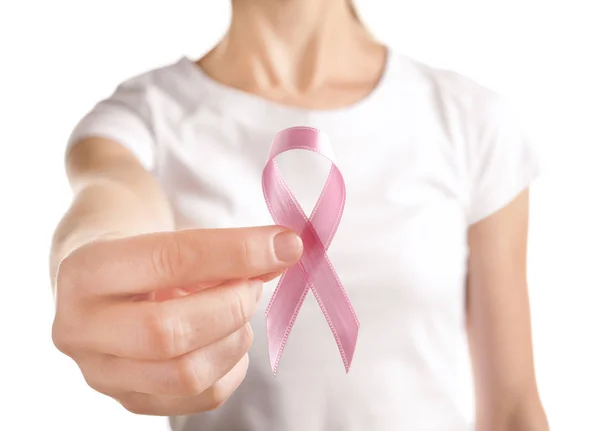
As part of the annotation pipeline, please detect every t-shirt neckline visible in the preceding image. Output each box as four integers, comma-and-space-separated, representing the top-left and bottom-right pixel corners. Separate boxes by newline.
178, 47, 396, 124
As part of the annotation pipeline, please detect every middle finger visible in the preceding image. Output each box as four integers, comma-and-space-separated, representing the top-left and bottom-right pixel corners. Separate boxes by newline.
82, 324, 254, 398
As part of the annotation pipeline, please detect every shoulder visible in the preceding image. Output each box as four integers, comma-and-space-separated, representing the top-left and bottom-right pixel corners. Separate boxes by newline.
391, 52, 526, 146
108, 57, 207, 118
68, 58, 203, 169
401, 53, 498, 102
402, 54, 510, 122
390, 55, 539, 223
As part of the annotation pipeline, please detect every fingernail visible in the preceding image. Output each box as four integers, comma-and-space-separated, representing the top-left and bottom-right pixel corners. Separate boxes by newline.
273, 231, 303, 264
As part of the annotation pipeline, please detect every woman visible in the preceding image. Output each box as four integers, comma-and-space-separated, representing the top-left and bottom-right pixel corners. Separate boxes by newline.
50, 0, 549, 430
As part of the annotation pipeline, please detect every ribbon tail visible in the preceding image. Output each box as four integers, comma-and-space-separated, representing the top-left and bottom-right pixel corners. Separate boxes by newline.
299, 224, 360, 372
309, 273, 360, 372
265, 264, 310, 375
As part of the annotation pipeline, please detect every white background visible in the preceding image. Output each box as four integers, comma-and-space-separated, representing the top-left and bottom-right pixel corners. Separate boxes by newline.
1, 1, 598, 430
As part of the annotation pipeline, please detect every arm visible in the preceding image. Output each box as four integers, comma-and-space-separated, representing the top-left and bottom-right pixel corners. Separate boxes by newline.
50, 138, 174, 290
467, 189, 549, 431
50, 138, 302, 415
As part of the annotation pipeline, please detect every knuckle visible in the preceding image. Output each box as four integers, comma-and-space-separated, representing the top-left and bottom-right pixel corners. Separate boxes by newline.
238, 236, 255, 270
119, 395, 151, 416
80, 365, 111, 396
146, 306, 183, 359
204, 384, 231, 411
151, 234, 187, 280
237, 324, 254, 353
51, 319, 67, 352
172, 355, 207, 397
52, 257, 87, 357
51, 316, 75, 356
204, 356, 248, 411
227, 285, 255, 328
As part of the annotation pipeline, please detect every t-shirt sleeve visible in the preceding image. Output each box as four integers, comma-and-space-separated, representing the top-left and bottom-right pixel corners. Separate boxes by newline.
67, 77, 156, 170
466, 93, 541, 225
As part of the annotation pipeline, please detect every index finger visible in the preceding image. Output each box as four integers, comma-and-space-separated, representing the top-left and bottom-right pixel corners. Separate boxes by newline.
69, 226, 302, 295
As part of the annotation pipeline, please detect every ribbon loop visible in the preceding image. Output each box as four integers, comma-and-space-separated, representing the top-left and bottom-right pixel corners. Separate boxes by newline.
262, 126, 360, 375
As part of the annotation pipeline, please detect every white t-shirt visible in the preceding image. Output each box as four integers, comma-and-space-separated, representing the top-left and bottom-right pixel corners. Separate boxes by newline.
68, 48, 539, 431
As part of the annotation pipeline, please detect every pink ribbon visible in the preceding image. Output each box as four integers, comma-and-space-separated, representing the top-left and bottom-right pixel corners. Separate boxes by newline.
262, 126, 360, 375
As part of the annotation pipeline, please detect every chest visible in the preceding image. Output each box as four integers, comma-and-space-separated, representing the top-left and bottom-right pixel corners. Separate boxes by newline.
156, 117, 470, 309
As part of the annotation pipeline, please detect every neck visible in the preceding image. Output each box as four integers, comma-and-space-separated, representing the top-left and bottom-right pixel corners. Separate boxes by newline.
200, 0, 375, 93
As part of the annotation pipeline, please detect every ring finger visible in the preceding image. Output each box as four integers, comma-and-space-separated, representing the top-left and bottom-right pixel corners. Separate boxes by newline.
82, 324, 253, 398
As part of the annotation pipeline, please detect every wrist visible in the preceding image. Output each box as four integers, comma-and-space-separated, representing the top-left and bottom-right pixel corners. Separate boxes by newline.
507, 401, 549, 431
476, 395, 549, 431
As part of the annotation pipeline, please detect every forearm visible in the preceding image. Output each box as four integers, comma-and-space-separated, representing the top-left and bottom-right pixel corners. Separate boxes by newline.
467, 192, 549, 431
50, 139, 174, 289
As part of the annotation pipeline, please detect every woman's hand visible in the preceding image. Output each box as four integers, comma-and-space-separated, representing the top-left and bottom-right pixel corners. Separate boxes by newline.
52, 227, 302, 415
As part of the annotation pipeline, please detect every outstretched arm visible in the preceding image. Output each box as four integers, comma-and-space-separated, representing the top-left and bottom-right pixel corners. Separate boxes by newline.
50, 137, 174, 289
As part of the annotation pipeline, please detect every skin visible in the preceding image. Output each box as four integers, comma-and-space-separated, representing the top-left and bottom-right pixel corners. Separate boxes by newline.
50, 0, 549, 429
